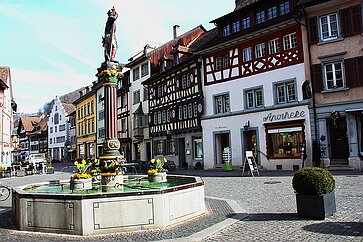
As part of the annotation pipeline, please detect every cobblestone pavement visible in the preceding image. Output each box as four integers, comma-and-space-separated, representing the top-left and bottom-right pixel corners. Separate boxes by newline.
0, 167, 362, 241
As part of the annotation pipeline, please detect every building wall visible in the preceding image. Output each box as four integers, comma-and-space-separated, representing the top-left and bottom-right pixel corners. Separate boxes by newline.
1, 83, 13, 168
96, 87, 104, 157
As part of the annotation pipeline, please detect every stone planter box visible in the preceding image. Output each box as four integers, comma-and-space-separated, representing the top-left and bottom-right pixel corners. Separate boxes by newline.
296, 191, 336, 219
70, 178, 92, 190
46, 167, 55, 174
148, 172, 167, 183
101, 174, 123, 192
16, 171, 26, 177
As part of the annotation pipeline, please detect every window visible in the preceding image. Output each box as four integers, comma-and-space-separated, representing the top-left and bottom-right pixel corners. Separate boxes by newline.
91, 101, 94, 113
324, 62, 344, 89
87, 103, 90, 115
133, 90, 140, 104
121, 118, 127, 132
319, 13, 339, 41
98, 128, 105, 138
188, 103, 193, 118
178, 106, 183, 120
168, 139, 176, 155
54, 113, 59, 125
98, 93, 102, 103
255, 43, 266, 58
256, 10, 265, 24
181, 75, 187, 89
268, 38, 280, 54
88, 121, 90, 134
242, 16, 251, 29
245, 88, 264, 109
183, 105, 188, 119
193, 102, 198, 117
59, 124, 66, 131
267, 5, 277, 19
232, 20, 240, 33
279, 1, 290, 15
223, 24, 230, 37
242, 47, 252, 62
143, 87, 148, 101
55, 126, 57, 132
275, 81, 296, 104
56, 136, 65, 143
223, 54, 229, 69
267, 125, 304, 159
92, 120, 94, 133
283, 33, 297, 50
141, 62, 149, 77
133, 67, 140, 81
49, 139, 52, 144
99, 110, 104, 120
214, 94, 230, 114
155, 140, 164, 155
50, 127, 53, 133
194, 138, 203, 159
215, 57, 222, 70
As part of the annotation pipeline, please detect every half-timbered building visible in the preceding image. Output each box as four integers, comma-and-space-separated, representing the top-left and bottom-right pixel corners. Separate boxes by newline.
302, 0, 363, 170
198, 0, 313, 170
143, 26, 207, 168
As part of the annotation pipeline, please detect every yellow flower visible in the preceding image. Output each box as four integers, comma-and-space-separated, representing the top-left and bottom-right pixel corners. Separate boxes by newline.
163, 157, 167, 163
151, 159, 155, 164
156, 159, 161, 163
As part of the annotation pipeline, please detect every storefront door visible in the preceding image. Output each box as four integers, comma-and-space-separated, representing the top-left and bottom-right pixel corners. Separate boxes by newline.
329, 117, 349, 164
215, 133, 230, 165
244, 130, 258, 165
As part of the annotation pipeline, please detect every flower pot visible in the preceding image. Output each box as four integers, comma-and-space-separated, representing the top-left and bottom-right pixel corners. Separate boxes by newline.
70, 178, 92, 190
101, 174, 123, 192
296, 191, 336, 219
148, 172, 167, 183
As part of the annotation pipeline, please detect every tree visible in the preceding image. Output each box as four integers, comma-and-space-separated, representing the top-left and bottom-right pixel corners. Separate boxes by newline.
42, 100, 54, 114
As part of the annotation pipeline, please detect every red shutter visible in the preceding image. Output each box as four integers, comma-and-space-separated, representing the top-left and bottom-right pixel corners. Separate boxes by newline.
311, 64, 323, 92
356, 56, 363, 87
351, 5, 362, 35
340, 7, 352, 37
308, 17, 319, 44
344, 58, 357, 88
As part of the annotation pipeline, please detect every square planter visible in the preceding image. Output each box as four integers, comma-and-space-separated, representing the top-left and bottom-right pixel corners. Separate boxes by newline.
296, 191, 336, 219
16, 171, 26, 177
46, 167, 55, 174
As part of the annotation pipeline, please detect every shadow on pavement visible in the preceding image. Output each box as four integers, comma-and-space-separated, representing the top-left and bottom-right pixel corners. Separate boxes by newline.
303, 221, 363, 236
231, 212, 301, 221
0, 210, 17, 230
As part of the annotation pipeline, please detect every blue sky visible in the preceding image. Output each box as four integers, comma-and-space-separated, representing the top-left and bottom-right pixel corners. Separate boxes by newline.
0, 0, 234, 113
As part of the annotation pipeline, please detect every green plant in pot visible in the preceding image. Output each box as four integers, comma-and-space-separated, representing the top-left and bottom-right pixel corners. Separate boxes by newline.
292, 167, 336, 219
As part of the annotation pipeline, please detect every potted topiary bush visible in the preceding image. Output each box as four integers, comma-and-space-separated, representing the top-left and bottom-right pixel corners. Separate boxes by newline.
292, 167, 336, 219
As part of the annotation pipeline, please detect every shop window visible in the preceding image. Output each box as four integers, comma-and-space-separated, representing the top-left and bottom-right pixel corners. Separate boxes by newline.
323, 61, 344, 90
267, 125, 305, 159
214, 93, 230, 114
194, 138, 203, 159
319, 13, 339, 41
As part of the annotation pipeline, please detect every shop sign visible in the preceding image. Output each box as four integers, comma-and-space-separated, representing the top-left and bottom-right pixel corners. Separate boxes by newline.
263, 110, 305, 122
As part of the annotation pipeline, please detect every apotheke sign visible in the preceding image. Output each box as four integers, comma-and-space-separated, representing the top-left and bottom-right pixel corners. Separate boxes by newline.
263, 110, 305, 122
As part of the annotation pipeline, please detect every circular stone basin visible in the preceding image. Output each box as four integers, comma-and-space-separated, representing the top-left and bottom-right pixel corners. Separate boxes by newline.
12, 175, 205, 235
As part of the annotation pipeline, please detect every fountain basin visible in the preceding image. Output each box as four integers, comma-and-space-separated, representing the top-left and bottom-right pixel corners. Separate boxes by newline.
12, 175, 205, 235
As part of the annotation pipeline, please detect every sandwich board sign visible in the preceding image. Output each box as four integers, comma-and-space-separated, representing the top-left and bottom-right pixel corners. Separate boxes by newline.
242, 151, 259, 177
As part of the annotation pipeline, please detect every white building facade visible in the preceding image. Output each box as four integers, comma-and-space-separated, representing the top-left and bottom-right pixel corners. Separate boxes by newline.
199, 1, 313, 170
48, 96, 72, 161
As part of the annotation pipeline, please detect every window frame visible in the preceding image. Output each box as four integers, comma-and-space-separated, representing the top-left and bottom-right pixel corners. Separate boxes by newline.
323, 61, 345, 90
141, 62, 149, 77
256, 10, 265, 24
244, 87, 264, 109
222, 24, 231, 37
268, 38, 280, 55
214, 93, 230, 114
242, 47, 252, 62
274, 79, 297, 105
133, 67, 140, 81
241, 16, 251, 29
319, 12, 340, 41
133, 90, 140, 104
232, 20, 240, 33
283, 32, 297, 50
255, 43, 266, 59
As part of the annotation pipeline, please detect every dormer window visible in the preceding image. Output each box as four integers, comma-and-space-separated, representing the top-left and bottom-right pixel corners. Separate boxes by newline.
242, 16, 251, 29
279, 1, 290, 15
256, 10, 265, 24
141, 62, 149, 77
267, 5, 277, 20
223, 24, 230, 37
232, 20, 240, 33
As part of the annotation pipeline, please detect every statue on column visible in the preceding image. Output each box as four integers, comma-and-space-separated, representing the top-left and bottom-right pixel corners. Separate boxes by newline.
102, 7, 118, 62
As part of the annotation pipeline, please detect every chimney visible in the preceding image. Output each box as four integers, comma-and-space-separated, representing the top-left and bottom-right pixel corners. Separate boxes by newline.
173, 25, 180, 39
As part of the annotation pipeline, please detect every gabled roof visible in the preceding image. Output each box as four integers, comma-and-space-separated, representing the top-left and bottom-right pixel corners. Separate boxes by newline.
62, 103, 76, 115
0, 66, 10, 89
20, 116, 42, 132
